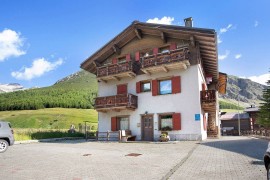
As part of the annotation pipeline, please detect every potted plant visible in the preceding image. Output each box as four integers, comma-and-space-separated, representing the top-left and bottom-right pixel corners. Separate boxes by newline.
160, 131, 170, 142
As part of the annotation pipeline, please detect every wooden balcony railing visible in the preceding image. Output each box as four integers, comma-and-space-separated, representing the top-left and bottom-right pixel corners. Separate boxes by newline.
141, 47, 190, 68
97, 61, 139, 78
201, 90, 216, 103
95, 93, 138, 110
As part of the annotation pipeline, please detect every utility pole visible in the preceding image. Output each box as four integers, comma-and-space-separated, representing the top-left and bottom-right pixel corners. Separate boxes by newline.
238, 95, 241, 136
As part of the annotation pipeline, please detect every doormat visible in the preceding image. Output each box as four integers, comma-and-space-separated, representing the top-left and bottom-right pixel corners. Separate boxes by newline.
125, 153, 142, 157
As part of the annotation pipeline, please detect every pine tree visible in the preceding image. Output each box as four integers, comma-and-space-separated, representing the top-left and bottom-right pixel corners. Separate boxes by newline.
258, 73, 270, 127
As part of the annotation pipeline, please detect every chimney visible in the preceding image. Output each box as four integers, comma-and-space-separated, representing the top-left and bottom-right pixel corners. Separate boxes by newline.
184, 17, 193, 27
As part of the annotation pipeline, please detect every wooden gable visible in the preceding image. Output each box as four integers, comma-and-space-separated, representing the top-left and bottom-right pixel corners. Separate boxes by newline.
81, 21, 218, 82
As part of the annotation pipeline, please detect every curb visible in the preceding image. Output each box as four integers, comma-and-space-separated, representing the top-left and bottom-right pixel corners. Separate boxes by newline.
14, 137, 85, 145
248, 135, 270, 141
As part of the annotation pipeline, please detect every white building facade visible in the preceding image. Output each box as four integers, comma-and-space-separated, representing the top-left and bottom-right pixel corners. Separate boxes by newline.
81, 19, 227, 141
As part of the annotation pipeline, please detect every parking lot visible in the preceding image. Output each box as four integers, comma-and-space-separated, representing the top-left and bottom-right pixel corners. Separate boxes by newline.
0, 136, 267, 180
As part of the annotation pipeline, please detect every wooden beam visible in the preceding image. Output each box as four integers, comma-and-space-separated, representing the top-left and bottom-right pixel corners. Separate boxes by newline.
97, 78, 107, 83
190, 36, 195, 47
112, 76, 120, 81
182, 64, 187, 70
112, 44, 121, 55
127, 72, 136, 78
161, 65, 169, 72
141, 69, 151, 75
161, 31, 167, 43
134, 28, 142, 39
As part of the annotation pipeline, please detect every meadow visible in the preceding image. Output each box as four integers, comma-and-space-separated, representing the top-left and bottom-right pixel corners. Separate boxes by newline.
0, 108, 98, 140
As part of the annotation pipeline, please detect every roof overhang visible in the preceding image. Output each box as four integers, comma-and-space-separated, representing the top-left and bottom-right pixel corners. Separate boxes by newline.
80, 21, 219, 81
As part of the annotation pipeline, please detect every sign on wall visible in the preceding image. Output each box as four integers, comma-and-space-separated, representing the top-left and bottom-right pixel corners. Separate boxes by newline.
195, 114, 201, 121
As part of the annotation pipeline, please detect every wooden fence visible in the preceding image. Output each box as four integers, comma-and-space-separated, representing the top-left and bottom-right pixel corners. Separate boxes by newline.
242, 129, 270, 137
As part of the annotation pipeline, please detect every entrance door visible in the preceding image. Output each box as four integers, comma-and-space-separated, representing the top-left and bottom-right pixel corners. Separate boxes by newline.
141, 115, 154, 141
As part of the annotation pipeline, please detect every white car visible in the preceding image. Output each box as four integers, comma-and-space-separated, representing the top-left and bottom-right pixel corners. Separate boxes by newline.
0, 121, 15, 153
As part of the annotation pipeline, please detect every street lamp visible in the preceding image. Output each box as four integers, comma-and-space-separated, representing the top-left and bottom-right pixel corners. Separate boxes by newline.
237, 94, 241, 136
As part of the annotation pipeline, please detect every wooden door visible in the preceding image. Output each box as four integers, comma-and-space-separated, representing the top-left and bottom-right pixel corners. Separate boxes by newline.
141, 115, 154, 141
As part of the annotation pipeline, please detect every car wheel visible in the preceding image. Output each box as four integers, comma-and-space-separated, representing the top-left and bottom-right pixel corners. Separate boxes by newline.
0, 139, 9, 153
267, 164, 270, 180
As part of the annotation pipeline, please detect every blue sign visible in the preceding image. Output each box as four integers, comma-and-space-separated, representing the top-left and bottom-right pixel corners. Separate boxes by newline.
195, 114, 201, 121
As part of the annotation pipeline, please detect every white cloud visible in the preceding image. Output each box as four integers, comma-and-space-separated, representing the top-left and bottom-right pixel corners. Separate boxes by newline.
146, 16, 175, 25
218, 50, 230, 60
248, 73, 269, 86
220, 24, 232, 34
0, 29, 26, 61
254, 21, 259, 27
217, 35, 222, 44
235, 54, 242, 59
11, 58, 63, 80
217, 24, 234, 44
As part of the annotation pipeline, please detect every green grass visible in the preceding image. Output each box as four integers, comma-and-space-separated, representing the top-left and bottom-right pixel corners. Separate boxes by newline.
0, 108, 98, 129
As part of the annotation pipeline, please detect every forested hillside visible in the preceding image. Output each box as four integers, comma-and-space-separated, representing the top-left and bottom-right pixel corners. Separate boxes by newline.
0, 71, 98, 111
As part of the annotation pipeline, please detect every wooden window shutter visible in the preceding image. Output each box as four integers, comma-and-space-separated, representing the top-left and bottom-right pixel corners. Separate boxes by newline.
170, 43, 177, 50
173, 113, 181, 130
172, 76, 181, 94
153, 47, 159, 55
111, 117, 117, 131
126, 54, 131, 62
136, 81, 141, 93
152, 80, 158, 96
135, 51, 140, 61
112, 58, 118, 64
117, 84, 127, 95
202, 83, 206, 91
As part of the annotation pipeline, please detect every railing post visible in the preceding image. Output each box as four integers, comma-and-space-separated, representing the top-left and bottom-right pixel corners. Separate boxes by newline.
107, 131, 109, 141
119, 130, 121, 141
96, 131, 99, 141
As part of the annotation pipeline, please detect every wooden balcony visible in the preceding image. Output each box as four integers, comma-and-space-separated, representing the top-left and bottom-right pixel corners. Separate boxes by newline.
141, 47, 190, 75
97, 61, 140, 82
201, 90, 217, 112
95, 93, 138, 112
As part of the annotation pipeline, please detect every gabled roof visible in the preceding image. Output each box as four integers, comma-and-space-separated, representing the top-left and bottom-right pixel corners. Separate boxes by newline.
220, 113, 250, 120
81, 21, 219, 81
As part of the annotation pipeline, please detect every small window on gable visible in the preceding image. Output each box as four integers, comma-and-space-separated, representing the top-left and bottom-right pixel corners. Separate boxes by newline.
159, 115, 173, 131
103, 59, 112, 66
141, 81, 151, 92
143, 52, 152, 57
118, 56, 126, 64
160, 46, 170, 54
159, 79, 172, 95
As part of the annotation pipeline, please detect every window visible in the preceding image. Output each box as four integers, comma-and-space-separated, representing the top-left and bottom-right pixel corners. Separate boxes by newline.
158, 113, 181, 131
159, 115, 173, 131
118, 57, 126, 64
159, 79, 172, 95
118, 117, 129, 130
142, 81, 151, 92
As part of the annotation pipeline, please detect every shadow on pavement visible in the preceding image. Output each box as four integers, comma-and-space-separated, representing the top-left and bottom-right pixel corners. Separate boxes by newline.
201, 137, 268, 160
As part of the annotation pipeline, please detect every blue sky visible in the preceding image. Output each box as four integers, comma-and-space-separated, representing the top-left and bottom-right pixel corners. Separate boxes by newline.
0, 0, 269, 88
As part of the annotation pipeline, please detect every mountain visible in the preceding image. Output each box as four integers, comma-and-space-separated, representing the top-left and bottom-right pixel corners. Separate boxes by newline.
0, 70, 98, 111
0, 83, 24, 93
219, 75, 267, 107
